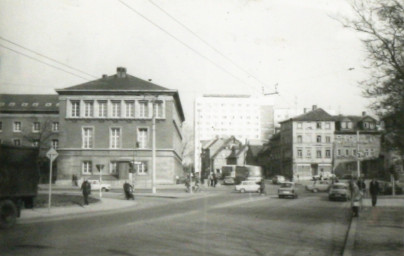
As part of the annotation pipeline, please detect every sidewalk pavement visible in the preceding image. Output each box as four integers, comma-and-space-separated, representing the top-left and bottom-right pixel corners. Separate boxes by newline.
19, 189, 213, 224
343, 196, 404, 256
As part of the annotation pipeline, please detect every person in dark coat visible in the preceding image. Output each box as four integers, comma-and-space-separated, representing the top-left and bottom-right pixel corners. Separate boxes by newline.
123, 181, 134, 200
259, 178, 266, 195
212, 173, 217, 188
369, 178, 380, 207
81, 179, 91, 206
357, 178, 366, 197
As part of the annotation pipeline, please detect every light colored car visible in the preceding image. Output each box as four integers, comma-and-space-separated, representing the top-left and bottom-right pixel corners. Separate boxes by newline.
305, 180, 331, 193
272, 175, 286, 184
329, 183, 350, 201
278, 182, 298, 199
235, 180, 260, 193
223, 176, 235, 185
88, 180, 111, 192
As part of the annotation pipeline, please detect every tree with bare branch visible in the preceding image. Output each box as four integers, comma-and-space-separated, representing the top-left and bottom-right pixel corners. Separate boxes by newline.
343, 0, 404, 152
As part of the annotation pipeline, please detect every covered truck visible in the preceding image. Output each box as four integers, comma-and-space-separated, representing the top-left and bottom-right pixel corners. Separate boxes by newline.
0, 145, 39, 228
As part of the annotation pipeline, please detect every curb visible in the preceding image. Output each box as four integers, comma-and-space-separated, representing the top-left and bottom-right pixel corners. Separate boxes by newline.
342, 211, 356, 256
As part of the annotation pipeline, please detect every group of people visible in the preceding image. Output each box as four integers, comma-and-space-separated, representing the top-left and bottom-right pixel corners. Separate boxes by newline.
207, 172, 218, 187
80, 179, 135, 206
350, 177, 380, 217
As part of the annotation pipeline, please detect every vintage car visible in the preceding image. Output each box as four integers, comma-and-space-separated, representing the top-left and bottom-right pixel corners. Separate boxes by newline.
305, 180, 331, 193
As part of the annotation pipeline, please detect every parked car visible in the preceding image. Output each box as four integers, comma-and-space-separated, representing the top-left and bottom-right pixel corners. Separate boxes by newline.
235, 180, 260, 193
312, 173, 336, 181
88, 180, 111, 192
306, 180, 331, 193
328, 183, 350, 201
278, 182, 298, 199
272, 175, 286, 184
223, 176, 235, 185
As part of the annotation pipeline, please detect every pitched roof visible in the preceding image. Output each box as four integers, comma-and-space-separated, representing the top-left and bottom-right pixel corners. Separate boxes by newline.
280, 108, 334, 123
0, 94, 59, 113
59, 74, 170, 91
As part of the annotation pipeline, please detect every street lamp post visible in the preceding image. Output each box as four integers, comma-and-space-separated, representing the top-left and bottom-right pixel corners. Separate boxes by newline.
152, 104, 156, 194
356, 130, 361, 178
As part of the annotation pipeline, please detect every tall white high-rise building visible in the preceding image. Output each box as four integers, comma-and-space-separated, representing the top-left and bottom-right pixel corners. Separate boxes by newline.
194, 94, 274, 173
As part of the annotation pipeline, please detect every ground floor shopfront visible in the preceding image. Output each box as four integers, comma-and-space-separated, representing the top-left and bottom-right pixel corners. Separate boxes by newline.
293, 163, 332, 181
55, 149, 183, 186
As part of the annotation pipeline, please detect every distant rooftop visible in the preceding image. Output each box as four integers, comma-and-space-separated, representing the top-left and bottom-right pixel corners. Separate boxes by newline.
0, 94, 59, 113
202, 94, 251, 98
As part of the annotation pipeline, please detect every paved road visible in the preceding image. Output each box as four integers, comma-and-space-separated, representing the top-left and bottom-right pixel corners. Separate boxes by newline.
0, 186, 351, 256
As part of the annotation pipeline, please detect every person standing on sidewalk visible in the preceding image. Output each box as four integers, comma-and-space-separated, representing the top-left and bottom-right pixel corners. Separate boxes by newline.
369, 178, 380, 207
351, 180, 362, 217
259, 178, 266, 195
357, 178, 367, 197
81, 179, 91, 206
123, 180, 135, 200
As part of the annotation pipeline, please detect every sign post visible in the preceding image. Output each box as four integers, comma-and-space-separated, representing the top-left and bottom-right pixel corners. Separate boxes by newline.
46, 148, 58, 212
96, 164, 104, 199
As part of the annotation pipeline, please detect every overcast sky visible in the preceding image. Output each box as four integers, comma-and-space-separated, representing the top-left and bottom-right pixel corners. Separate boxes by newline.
0, 0, 372, 122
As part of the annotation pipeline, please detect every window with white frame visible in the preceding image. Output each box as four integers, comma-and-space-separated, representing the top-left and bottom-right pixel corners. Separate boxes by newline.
347, 122, 353, 129
84, 101, 94, 117
13, 139, 21, 146
98, 100, 107, 117
110, 128, 121, 149
82, 127, 94, 149
153, 101, 164, 118
326, 136, 331, 143
346, 149, 350, 156
338, 149, 342, 156
52, 122, 59, 132
325, 122, 331, 129
137, 128, 148, 148
13, 121, 22, 132
71, 101, 80, 117
297, 122, 303, 129
325, 149, 331, 158
52, 139, 58, 149
82, 161, 92, 174
135, 161, 148, 175
316, 149, 322, 158
125, 101, 135, 118
353, 149, 357, 156
112, 101, 121, 117
297, 135, 303, 143
316, 135, 321, 143
138, 101, 148, 118
110, 161, 118, 174
33, 122, 40, 132
297, 148, 303, 158
316, 122, 322, 129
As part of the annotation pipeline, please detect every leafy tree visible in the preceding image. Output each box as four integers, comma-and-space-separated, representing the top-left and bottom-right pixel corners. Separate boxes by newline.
342, 0, 404, 152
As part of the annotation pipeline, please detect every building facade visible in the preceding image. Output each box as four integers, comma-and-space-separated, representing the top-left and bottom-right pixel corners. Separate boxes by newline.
55, 67, 185, 185
0, 94, 59, 152
194, 94, 274, 174
333, 113, 381, 178
278, 106, 335, 180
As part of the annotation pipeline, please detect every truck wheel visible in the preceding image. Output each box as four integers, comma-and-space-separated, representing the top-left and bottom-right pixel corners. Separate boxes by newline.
0, 200, 18, 229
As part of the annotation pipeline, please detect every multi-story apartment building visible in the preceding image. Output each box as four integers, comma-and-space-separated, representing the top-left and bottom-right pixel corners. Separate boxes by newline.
0, 94, 59, 151
194, 94, 274, 174
55, 67, 185, 185
278, 106, 335, 180
333, 113, 381, 178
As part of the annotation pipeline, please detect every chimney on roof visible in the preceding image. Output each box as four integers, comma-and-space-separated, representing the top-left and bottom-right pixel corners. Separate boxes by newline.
312, 105, 317, 111
102, 74, 108, 79
116, 67, 127, 78
362, 111, 366, 116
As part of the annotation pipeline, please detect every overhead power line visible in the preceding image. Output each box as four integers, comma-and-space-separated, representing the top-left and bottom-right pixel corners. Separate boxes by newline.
148, 0, 272, 91
0, 43, 90, 80
0, 36, 98, 79
117, 0, 259, 93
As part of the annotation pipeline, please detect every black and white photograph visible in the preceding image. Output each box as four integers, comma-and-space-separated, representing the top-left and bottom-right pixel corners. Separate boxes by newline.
0, 0, 403, 255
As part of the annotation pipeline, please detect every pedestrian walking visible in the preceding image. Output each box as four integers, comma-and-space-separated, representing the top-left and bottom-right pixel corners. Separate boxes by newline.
208, 172, 212, 187
259, 178, 266, 195
369, 178, 380, 207
81, 179, 91, 206
123, 180, 135, 200
350, 180, 362, 217
212, 173, 217, 188
357, 178, 367, 198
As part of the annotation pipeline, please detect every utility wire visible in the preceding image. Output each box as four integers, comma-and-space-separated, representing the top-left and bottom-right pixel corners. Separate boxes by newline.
148, 0, 271, 91
0, 43, 90, 80
118, 0, 258, 93
0, 36, 98, 79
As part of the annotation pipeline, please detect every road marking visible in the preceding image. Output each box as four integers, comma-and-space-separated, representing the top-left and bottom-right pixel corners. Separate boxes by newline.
343, 217, 357, 256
